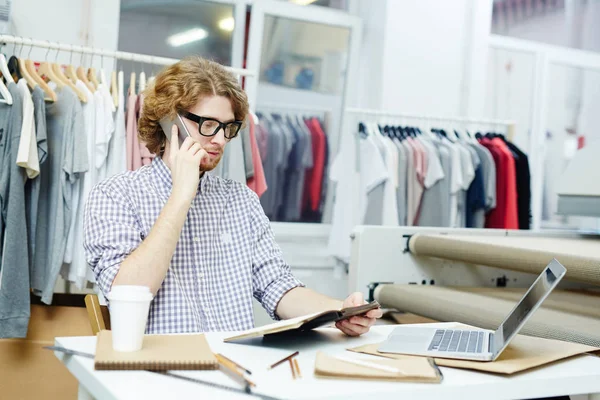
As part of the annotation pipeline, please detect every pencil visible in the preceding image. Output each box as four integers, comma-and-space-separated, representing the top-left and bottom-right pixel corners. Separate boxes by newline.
293, 358, 302, 378
289, 359, 296, 379
268, 351, 299, 370
218, 353, 252, 375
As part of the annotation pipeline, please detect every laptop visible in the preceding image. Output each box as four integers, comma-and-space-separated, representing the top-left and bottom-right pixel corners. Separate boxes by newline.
377, 258, 567, 361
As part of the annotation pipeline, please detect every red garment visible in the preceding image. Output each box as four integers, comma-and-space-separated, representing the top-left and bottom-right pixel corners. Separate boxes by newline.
479, 138, 519, 229
479, 138, 506, 229
302, 118, 326, 212
246, 116, 268, 197
492, 138, 519, 229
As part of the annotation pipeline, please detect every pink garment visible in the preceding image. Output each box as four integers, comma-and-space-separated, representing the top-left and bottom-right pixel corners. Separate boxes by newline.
126, 92, 142, 170
137, 94, 156, 166
246, 116, 268, 197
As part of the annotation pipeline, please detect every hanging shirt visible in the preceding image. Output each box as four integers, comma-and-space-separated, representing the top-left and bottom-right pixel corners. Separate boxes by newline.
302, 117, 326, 217
415, 136, 445, 225
381, 136, 399, 226
137, 94, 155, 167
96, 84, 116, 181
126, 93, 142, 170
328, 132, 388, 263
418, 140, 452, 227
32, 86, 87, 305
16, 79, 39, 179
492, 138, 519, 229
61, 81, 96, 289
401, 139, 416, 226
392, 138, 408, 225
456, 143, 476, 228
446, 141, 464, 227
257, 115, 284, 219
469, 142, 496, 228
480, 138, 507, 229
246, 115, 268, 198
505, 141, 531, 229
0, 82, 29, 338
26, 86, 49, 276
106, 89, 127, 177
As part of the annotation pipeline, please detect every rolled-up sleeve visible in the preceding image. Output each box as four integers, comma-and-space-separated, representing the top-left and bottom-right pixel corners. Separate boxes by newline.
83, 183, 143, 297
248, 189, 304, 320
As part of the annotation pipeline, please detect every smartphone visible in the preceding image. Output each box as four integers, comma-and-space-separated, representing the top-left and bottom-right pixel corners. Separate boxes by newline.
159, 113, 192, 148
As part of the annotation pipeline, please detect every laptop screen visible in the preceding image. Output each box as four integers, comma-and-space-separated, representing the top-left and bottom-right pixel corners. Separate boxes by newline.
492, 259, 565, 357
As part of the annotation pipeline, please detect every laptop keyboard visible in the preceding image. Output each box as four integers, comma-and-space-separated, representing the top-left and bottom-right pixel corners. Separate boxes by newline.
428, 329, 485, 353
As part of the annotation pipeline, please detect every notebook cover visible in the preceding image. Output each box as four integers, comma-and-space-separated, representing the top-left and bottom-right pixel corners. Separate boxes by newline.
313, 351, 442, 383
94, 330, 219, 371
224, 301, 380, 342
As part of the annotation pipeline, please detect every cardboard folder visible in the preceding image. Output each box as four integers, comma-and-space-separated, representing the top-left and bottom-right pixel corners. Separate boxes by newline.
349, 331, 600, 375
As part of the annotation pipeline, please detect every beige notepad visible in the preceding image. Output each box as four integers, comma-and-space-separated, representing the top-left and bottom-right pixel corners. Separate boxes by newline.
94, 330, 219, 371
314, 351, 442, 383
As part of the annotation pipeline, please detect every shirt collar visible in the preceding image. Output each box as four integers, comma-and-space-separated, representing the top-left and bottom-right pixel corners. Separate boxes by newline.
152, 156, 210, 198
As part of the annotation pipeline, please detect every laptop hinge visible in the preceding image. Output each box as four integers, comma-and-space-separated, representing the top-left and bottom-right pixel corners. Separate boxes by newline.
488, 333, 493, 353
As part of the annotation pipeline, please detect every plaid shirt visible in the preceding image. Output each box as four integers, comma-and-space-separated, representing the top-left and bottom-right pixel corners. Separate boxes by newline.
83, 157, 303, 334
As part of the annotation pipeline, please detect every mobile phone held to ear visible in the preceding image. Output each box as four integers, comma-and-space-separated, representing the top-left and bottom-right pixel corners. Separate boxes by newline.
159, 113, 192, 148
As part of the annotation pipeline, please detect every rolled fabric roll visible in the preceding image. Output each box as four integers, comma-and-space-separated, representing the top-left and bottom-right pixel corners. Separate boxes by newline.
374, 284, 600, 348
408, 234, 600, 286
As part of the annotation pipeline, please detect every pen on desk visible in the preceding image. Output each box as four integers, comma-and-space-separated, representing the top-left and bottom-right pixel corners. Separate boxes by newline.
218, 353, 252, 375
268, 351, 299, 370
289, 359, 296, 379
333, 355, 405, 374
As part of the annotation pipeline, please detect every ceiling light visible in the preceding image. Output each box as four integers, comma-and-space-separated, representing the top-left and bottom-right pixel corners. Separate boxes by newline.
167, 28, 208, 47
289, 0, 318, 5
218, 17, 235, 32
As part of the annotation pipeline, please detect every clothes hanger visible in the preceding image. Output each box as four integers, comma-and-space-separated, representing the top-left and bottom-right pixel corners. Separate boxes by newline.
11, 40, 35, 90
65, 45, 78, 84
129, 57, 137, 96
138, 66, 146, 93
7, 41, 22, 82
98, 52, 108, 88
87, 50, 99, 90
51, 47, 87, 103
77, 50, 95, 92
118, 69, 124, 104
110, 56, 118, 108
37, 43, 65, 89
0, 45, 13, 105
22, 38, 56, 102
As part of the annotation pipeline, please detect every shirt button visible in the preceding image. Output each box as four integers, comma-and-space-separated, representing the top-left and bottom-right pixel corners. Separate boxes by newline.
193, 237, 200, 242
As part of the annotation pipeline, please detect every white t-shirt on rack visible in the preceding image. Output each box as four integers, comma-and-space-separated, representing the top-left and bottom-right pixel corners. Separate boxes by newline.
328, 131, 388, 262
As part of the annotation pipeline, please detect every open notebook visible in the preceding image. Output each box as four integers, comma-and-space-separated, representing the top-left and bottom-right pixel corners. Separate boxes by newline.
94, 330, 219, 371
224, 301, 380, 342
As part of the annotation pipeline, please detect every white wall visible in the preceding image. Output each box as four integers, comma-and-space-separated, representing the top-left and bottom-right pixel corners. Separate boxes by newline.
379, 0, 472, 116
9, 0, 121, 66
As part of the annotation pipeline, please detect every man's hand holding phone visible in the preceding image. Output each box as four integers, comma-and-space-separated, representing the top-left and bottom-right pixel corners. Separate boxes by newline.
169, 125, 207, 204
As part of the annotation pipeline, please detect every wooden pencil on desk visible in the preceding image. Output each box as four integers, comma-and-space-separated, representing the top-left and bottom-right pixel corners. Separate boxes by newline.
293, 358, 302, 379
268, 351, 299, 370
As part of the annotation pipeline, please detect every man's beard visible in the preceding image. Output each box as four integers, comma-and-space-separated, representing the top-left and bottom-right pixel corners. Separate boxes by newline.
199, 153, 222, 172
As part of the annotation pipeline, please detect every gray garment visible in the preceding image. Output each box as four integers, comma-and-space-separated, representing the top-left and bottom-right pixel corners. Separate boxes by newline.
281, 117, 313, 221
258, 116, 284, 219
32, 86, 87, 304
392, 138, 408, 225
469, 142, 496, 228
0, 83, 29, 338
271, 115, 294, 220
240, 122, 254, 180
364, 134, 387, 225
26, 87, 48, 276
417, 141, 451, 227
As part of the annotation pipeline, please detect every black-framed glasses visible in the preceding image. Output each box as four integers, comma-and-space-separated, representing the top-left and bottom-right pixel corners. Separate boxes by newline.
180, 110, 243, 140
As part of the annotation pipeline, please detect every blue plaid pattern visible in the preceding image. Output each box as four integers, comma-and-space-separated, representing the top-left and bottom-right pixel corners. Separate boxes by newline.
83, 157, 303, 334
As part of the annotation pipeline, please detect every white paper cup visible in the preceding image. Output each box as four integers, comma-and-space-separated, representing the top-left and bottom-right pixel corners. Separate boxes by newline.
107, 285, 153, 352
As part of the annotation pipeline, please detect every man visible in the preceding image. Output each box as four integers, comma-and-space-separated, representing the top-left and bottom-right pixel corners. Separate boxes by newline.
83, 57, 382, 335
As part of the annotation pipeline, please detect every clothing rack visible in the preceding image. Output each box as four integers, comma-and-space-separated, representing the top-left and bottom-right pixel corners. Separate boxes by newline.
0, 34, 255, 77
345, 107, 515, 127
258, 102, 333, 114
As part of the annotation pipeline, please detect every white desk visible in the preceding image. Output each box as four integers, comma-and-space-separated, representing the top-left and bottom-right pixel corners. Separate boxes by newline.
53, 324, 600, 400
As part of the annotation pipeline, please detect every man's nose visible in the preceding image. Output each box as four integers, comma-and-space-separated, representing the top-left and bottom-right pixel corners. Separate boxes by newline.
211, 127, 227, 147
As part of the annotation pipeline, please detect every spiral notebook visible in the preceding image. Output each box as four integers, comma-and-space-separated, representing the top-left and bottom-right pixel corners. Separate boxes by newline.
94, 330, 219, 371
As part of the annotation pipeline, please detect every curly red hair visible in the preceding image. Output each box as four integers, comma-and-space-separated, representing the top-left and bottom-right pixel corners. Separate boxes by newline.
138, 56, 249, 155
